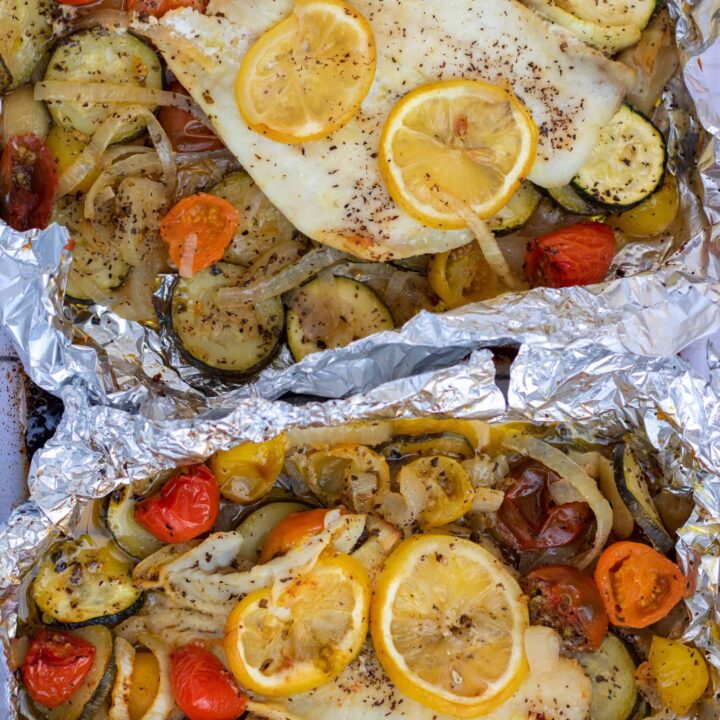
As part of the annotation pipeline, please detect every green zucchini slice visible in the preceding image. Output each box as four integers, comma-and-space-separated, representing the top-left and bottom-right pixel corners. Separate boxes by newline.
43, 27, 162, 141
235, 501, 311, 564
209, 172, 296, 267
557, 0, 657, 31
170, 262, 285, 378
51, 196, 131, 303
573, 105, 666, 209
0, 0, 53, 92
546, 184, 606, 216
29, 626, 116, 720
379, 433, 475, 462
105, 486, 164, 561
577, 633, 645, 720
32, 537, 142, 627
287, 276, 394, 361
489, 181, 541, 236
614, 443, 674, 553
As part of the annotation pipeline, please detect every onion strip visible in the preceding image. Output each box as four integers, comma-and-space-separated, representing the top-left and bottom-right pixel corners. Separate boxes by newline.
500, 432, 613, 568
217, 246, 347, 307
133, 22, 218, 72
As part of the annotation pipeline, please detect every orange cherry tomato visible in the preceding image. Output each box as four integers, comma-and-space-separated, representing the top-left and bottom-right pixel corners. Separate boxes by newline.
170, 644, 248, 720
22, 629, 96, 708
594, 541, 686, 628
525, 222, 616, 289
127, 0, 206, 18
158, 82, 224, 153
135, 464, 220, 543
159, 193, 239, 278
522, 565, 608, 653
259, 508, 334, 563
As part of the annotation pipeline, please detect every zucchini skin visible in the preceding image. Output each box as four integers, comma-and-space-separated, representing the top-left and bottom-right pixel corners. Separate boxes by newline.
49, 594, 145, 631
104, 487, 164, 561
159, 265, 286, 381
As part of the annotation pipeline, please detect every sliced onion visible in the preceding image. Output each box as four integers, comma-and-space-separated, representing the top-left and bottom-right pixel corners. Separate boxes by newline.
134, 22, 218, 72
74, 8, 131, 31
501, 432, 613, 568
525, 626, 561, 675
217, 245, 346, 307
109, 637, 134, 720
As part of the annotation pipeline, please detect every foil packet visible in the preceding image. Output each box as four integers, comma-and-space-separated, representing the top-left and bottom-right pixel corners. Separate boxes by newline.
0, 2, 719, 403
2, 339, 720, 717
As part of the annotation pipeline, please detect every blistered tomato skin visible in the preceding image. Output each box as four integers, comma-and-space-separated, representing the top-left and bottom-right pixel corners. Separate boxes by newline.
522, 565, 608, 653
649, 636, 709, 715
525, 222, 616, 289
135, 464, 220, 543
260, 508, 334, 562
0, 134, 58, 231
22, 629, 96, 708
170, 644, 248, 720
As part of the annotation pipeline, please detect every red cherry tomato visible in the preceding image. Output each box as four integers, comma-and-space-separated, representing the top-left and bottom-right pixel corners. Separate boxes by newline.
22, 629, 96, 708
170, 644, 248, 720
158, 82, 224, 153
494, 460, 592, 552
522, 565, 609, 653
260, 508, 335, 563
0, 134, 58, 231
127, 0, 206, 17
135, 464, 220, 543
525, 222, 616, 289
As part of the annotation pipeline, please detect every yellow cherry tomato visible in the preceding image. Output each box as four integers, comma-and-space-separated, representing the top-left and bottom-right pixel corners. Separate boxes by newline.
209, 435, 286, 504
398, 455, 474, 528
428, 242, 503, 309
45, 125, 99, 194
608, 175, 679, 238
128, 651, 160, 720
648, 636, 709, 715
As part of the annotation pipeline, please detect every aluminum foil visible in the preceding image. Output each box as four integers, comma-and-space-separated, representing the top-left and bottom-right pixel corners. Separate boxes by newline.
2, 339, 720, 716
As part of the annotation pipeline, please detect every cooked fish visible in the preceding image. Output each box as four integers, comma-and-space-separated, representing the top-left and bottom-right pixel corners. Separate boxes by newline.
247, 643, 591, 720
144, 0, 633, 259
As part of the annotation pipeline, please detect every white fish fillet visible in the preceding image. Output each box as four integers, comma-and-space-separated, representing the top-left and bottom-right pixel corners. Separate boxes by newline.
247, 644, 592, 720
146, 0, 634, 260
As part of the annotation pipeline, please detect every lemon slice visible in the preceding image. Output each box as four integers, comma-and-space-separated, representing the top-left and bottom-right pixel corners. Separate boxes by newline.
236, 0, 376, 144
371, 534, 529, 718
224, 553, 370, 696
380, 79, 538, 230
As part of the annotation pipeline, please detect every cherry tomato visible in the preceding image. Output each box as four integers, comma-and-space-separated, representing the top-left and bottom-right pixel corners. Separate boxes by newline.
135, 464, 220, 543
170, 644, 248, 720
22, 629, 96, 708
594, 541, 686, 628
260, 508, 334, 563
494, 459, 592, 552
127, 0, 206, 17
0, 134, 58, 231
525, 222, 615, 289
159, 193, 239, 277
522, 565, 608, 652
158, 82, 224, 153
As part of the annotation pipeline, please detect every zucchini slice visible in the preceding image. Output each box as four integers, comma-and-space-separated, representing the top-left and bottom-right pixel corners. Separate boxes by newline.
0, 0, 53, 92
32, 537, 142, 628
523, 0, 642, 54
209, 172, 296, 267
577, 634, 643, 720
287, 276, 394, 361
379, 433, 475, 462
489, 181, 541, 236
573, 105, 666, 209
43, 28, 162, 141
170, 262, 285, 378
546, 184, 606, 216
235, 501, 311, 563
105, 486, 164, 561
29, 626, 116, 720
51, 196, 131, 303
614, 443, 674, 553
557, 0, 657, 31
